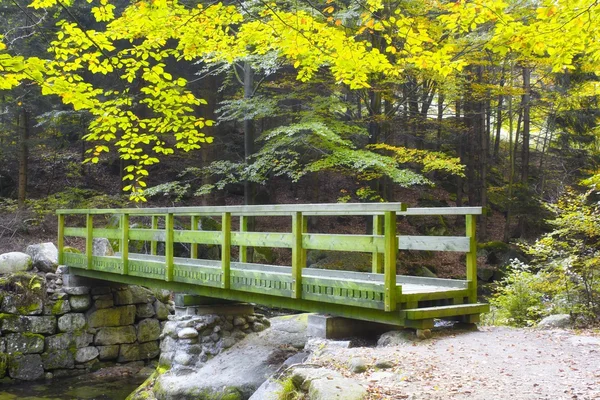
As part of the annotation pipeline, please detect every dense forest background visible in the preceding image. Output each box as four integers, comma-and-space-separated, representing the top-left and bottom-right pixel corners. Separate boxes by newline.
0, 0, 599, 326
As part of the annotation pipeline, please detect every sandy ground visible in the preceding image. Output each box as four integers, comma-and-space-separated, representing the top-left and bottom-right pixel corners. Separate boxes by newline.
307, 327, 600, 400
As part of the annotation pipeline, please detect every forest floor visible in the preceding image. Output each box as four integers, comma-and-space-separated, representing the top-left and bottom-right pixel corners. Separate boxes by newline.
306, 326, 600, 400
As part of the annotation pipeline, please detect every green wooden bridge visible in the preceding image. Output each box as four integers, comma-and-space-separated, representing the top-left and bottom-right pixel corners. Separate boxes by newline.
57, 203, 489, 330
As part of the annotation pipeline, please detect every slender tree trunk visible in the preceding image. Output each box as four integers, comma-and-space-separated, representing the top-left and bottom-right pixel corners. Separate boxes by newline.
518, 66, 531, 237
243, 62, 255, 207
18, 108, 29, 208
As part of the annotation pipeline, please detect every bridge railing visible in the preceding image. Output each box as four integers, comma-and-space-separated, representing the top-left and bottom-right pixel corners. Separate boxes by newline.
57, 203, 482, 312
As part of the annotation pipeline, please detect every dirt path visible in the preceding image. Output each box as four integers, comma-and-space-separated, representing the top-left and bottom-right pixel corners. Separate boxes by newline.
307, 327, 600, 400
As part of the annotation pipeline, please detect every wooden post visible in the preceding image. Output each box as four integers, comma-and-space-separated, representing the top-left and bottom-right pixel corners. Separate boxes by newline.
291, 212, 305, 299
165, 213, 174, 282
121, 214, 129, 275
301, 216, 308, 269
86, 213, 93, 270
384, 211, 397, 312
221, 212, 231, 289
57, 214, 64, 265
239, 215, 248, 263
372, 214, 384, 273
466, 214, 478, 303
151, 215, 158, 256
191, 215, 200, 259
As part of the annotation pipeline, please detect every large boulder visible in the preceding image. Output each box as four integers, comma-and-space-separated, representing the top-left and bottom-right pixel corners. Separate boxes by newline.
26, 243, 58, 273
291, 367, 367, 400
92, 238, 115, 256
537, 314, 571, 329
0, 252, 32, 274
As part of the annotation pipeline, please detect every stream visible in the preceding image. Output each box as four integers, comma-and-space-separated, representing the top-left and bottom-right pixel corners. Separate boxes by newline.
0, 374, 145, 400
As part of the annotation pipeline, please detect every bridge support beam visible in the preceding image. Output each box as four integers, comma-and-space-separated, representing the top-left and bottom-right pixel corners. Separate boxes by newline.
174, 294, 254, 317
307, 314, 396, 339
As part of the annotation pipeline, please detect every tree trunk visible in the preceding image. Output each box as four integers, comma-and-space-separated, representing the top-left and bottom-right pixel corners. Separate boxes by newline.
18, 108, 29, 208
243, 62, 256, 207
518, 66, 531, 237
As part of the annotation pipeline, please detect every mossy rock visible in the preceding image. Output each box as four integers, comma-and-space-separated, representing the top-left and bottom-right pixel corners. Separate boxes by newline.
63, 247, 82, 254
253, 247, 276, 264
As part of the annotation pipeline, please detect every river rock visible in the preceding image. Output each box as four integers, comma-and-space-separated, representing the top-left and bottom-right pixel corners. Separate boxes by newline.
87, 305, 136, 327
26, 243, 58, 273
248, 379, 284, 400
75, 346, 99, 363
349, 357, 368, 373
154, 300, 170, 320
1, 291, 44, 315
377, 330, 414, 347
62, 286, 90, 295
178, 327, 199, 339
138, 318, 161, 343
42, 350, 75, 370
47, 298, 72, 315
5, 332, 45, 354
538, 314, 571, 329
92, 238, 114, 256
58, 313, 87, 332
292, 367, 367, 400
94, 326, 137, 345
1, 315, 56, 334
0, 252, 32, 274
8, 354, 44, 381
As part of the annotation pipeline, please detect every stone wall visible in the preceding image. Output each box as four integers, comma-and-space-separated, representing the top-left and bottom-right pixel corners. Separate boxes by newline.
158, 304, 270, 371
0, 268, 173, 382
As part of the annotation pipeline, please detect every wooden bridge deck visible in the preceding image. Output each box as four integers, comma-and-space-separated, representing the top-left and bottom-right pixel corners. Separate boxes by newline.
57, 203, 489, 329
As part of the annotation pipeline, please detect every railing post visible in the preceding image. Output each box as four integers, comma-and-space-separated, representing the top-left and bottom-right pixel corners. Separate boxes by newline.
191, 215, 200, 259
384, 211, 397, 312
239, 215, 248, 263
165, 213, 174, 282
291, 212, 305, 299
221, 212, 231, 289
86, 213, 93, 270
372, 214, 384, 273
466, 214, 477, 303
121, 214, 129, 275
57, 214, 64, 265
151, 215, 158, 256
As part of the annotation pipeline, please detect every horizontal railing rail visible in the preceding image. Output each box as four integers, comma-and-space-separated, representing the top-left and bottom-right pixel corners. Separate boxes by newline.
57, 202, 480, 313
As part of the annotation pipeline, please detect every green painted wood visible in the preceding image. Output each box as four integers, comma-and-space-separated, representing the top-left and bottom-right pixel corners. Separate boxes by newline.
221, 212, 231, 290
291, 212, 303, 299
466, 214, 478, 303
400, 289, 470, 303
90, 255, 123, 274
401, 303, 490, 319
398, 236, 470, 252
301, 216, 308, 269
372, 215, 384, 273
68, 268, 408, 326
384, 211, 397, 312
86, 214, 93, 270
129, 229, 166, 242
165, 213, 174, 282
239, 215, 248, 263
151, 215, 159, 255
230, 269, 292, 297
172, 230, 222, 244
91, 228, 121, 240
301, 276, 385, 294
64, 227, 86, 237
129, 259, 165, 280
57, 214, 64, 265
397, 275, 468, 289
173, 263, 222, 288
401, 207, 483, 216
231, 232, 293, 248
56, 202, 407, 216
121, 214, 129, 276
191, 215, 200, 259
303, 233, 384, 252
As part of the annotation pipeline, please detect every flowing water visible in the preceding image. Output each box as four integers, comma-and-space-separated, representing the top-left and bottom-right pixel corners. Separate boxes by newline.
0, 375, 145, 400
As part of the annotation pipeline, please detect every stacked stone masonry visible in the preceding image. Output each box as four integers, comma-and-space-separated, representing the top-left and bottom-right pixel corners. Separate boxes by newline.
0, 268, 174, 382
158, 310, 271, 370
